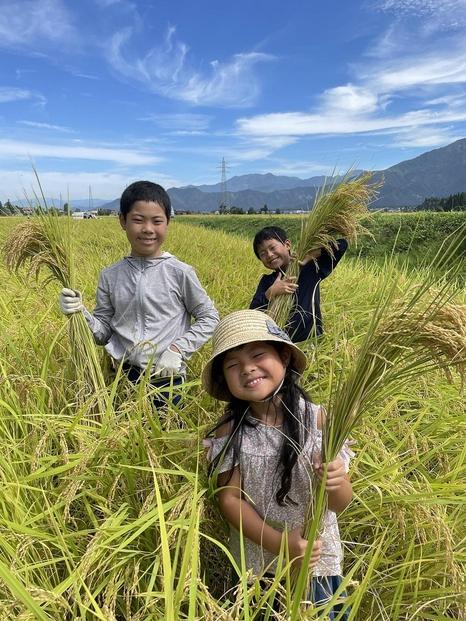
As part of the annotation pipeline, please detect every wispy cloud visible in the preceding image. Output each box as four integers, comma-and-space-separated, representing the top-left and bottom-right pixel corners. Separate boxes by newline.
236, 7, 466, 151
107, 25, 273, 107
0, 139, 161, 165
0, 0, 76, 50
388, 126, 463, 148
18, 120, 74, 133
0, 87, 46, 105
376, 0, 466, 29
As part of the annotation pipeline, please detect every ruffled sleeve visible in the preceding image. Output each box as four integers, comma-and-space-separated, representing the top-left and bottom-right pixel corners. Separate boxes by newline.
203, 435, 239, 474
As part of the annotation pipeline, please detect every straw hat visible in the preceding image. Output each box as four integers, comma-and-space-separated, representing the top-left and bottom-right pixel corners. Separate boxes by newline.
202, 309, 307, 401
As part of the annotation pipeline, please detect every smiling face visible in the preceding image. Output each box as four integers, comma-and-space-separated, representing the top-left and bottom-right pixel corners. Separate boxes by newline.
119, 200, 169, 258
222, 341, 290, 404
256, 237, 292, 271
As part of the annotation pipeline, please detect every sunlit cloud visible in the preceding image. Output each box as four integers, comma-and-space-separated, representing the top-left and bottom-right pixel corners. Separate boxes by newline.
107, 25, 273, 107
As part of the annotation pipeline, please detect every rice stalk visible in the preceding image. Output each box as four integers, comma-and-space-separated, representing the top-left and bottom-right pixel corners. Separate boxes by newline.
2, 200, 107, 412
268, 172, 380, 331
291, 231, 466, 615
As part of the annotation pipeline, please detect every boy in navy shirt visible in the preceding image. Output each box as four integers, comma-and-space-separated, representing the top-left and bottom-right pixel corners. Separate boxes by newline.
250, 226, 347, 342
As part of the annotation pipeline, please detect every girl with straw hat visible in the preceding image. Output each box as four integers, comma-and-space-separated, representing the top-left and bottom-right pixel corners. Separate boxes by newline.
203, 309, 354, 618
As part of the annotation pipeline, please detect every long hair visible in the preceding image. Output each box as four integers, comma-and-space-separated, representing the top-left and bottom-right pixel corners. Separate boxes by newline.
208, 344, 310, 506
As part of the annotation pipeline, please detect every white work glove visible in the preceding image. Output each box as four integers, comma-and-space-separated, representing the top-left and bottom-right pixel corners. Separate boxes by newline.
59, 287, 84, 315
154, 347, 183, 377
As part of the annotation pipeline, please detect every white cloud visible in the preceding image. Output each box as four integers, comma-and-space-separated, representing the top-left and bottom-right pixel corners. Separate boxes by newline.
0, 87, 46, 105
365, 48, 466, 92
377, 0, 466, 17
0, 0, 76, 49
0, 139, 161, 165
107, 25, 273, 107
319, 84, 379, 115
237, 107, 466, 137
236, 14, 466, 150
266, 161, 335, 177
18, 120, 74, 132
388, 126, 463, 147
0, 169, 181, 203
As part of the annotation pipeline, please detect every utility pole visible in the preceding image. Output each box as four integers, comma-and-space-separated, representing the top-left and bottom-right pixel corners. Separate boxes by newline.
219, 157, 230, 212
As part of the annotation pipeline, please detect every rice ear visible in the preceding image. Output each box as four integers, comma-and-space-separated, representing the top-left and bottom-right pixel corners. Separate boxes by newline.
2, 201, 107, 410
269, 172, 380, 329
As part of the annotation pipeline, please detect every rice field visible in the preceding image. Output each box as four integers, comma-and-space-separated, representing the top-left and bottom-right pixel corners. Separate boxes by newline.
0, 214, 464, 620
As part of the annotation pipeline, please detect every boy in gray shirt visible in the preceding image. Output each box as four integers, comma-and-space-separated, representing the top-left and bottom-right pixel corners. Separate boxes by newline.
59, 180, 219, 406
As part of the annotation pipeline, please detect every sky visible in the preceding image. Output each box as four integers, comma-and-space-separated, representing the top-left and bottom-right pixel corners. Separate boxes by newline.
1, 0, 466, 203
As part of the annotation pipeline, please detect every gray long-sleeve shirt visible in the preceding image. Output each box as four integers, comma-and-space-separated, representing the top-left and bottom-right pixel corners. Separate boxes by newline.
83, 253, 219, 376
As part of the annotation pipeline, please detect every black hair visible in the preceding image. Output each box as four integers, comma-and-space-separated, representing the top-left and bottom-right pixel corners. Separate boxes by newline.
208, 343, 311, 506
253, 226, 289, 259
120, 180, 172, 221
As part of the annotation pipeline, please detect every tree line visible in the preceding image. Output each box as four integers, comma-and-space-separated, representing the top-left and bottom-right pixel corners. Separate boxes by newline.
415, 192, 466, 212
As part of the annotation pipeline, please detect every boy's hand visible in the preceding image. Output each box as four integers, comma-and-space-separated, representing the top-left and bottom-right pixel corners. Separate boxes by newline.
59, 288, 84, 314
313, 454, 347, 491
287, 527, 322, 568
154, 346, 183, 377
265, 273, 298, 300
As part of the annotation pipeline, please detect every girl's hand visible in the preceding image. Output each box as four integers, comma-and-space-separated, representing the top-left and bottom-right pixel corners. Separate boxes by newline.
287, 527, 322, 568
313, 455, 347, 492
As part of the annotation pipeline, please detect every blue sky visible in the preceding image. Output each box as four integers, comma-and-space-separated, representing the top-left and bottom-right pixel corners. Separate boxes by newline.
1, 0, 466, 202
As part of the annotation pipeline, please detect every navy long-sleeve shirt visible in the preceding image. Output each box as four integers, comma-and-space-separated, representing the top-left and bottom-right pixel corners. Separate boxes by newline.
250, 239, 348, 342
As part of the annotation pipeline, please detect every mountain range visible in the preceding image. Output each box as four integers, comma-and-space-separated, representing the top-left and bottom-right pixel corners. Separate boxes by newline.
99, 138, 466, 212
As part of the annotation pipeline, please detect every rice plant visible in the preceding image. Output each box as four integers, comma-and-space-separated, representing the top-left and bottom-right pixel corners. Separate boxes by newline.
0, 214, 464, 619
2, 202, 107, 413
291, 231, 466, 618
268, 172, 380, 329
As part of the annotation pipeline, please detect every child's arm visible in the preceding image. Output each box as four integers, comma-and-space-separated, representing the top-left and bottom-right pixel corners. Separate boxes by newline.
59, 273, 114, 345
251, 274, 298, 309
217, 466, 321, 567
169, 268, 219, 358
314, 239, 348, 279
313, 407, 353, 514
84, 272, 115, 345
250, 275, 272, 309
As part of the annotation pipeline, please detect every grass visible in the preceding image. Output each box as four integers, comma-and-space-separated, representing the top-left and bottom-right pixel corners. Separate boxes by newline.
0, 215, 464, 619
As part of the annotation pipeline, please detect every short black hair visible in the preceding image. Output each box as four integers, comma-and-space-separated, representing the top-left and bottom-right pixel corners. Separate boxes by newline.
120, 180, 171, 221
253, 226, 289, 258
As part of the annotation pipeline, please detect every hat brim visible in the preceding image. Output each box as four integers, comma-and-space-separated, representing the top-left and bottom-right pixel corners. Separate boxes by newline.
202, 335, 307, 401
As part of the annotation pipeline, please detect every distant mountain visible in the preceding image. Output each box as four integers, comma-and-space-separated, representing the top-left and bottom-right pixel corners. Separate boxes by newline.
374, 138, 466, 206
99, 138, 466, 213
98, 198, 120, 211
168, 185, 320, 212
193, 173, 330, 193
